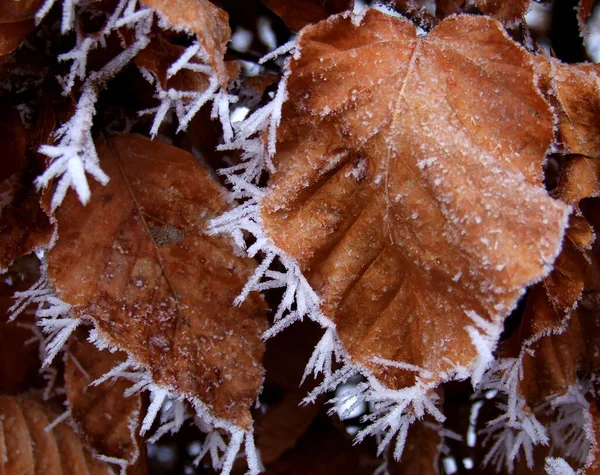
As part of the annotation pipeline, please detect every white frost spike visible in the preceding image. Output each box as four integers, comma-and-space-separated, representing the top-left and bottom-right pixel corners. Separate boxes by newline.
10, 264, 78, 367
258, 38, 296, 64
480, 399, 548, 473
193, 429, 227, 469
302, 327, 340, 383
36, 1, 152, 210
220, 429, 244, 475
545, 457, 577, 475
95, 455, 128, 475
352, 379, 445, 462
141, 387, 169, 434
464, 309, 503, 387
148, 398, 189, 443
548, 384, 594, 466
138, 39, 234, 139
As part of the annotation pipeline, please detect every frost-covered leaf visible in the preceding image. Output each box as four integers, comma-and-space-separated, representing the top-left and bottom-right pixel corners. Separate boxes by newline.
260, 10, 568, 392
141, 0, 231, 86
0, 393, 114, 474
500, 158, 599, 408
46, 134, 267, 430
0, 107, 53, 273
64, 330, 146, 473
260, 0, 354, 31
578, 0, 595, 39
536, 56, 600, 159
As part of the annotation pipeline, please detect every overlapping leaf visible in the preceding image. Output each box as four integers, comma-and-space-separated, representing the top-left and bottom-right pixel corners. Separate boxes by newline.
260, 10, 568, 389
64, 332, 146, 473
141, 0, 231, 86
0, 107, 53, 272
47, 134, 267, 429
260, 0, 354, 31
0, 394, 115, 474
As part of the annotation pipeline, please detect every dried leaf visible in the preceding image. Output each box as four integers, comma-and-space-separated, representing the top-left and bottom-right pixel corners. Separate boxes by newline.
261, 10, 568, 389
0, 0, 43, 57
64, 330, 146, 472
47, 134, 267, 429
0, 256, 44, 394
387, 419, 441, 475
535, 56, 600, 159
468, 0, 531, 25
506, 158, 599, 407
0, 394, 115, 474
141, 0, 231, 86
255, 321, 325, 464
0, 107, 53, 272
263, 414, 379, 474
261, 0, 354, 31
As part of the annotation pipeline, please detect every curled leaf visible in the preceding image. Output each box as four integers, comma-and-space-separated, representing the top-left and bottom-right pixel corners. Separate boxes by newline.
535, 56, 600, 159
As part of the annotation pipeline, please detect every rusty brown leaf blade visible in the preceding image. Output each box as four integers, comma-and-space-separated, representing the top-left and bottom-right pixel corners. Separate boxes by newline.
141, 0, 231, 86
0, 0, 43, 58
0, 107, 53, 273
536, 56, 600, 159
47, 134, 267, 430
64, 330, 146, 473
501, 157, 599, 409
261, 0, 354, 31
261, 10, 568, 390
0, 394, 115, 474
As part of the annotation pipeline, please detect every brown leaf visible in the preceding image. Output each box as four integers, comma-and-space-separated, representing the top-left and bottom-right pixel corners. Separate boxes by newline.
0, 0, 43, 58
47, 134, 267, 430
387, 419, 441, 474
261, 0, 354, 31
263, 414, 379, 474
64, 330, 146, 472
0, 394, 115, 474
0, 255, 44, 394
141, 0, 231, 86
261, 10, 568, 389
468, 0, 531, 25
506, 159, 600, 407
536, 56, 600, 159
0, 107, 53, 272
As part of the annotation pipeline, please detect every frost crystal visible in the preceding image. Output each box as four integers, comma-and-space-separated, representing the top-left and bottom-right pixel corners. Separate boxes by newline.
138, 41, 235, 138
36, 0, 153, 210
10, 262, 79, 367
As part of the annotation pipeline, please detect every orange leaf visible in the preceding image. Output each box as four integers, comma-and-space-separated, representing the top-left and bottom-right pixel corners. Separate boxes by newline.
47, 134, 267, 430
536, 56, 600, 159
261, 10, 568, 390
